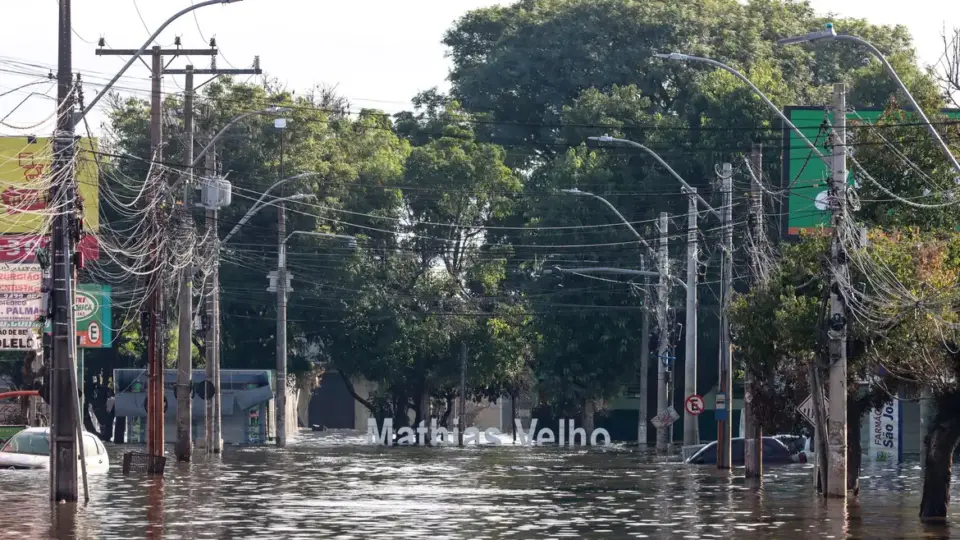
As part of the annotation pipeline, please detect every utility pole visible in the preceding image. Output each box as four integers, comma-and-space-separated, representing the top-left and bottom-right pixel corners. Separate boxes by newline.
97, 43, 216, 462
275, 117, 289, 447
656, 212, 670, 453
204, 149, 218, 453
50, 0, 78, 502
175, 65, 196, 462
683, 188, 698, 447
745, 144, 763, 479
826, 83, 848, 498
459, 341, 467, 447
638, 259, 650, 447
716, 163, 733, 470
147, 46, 164, 460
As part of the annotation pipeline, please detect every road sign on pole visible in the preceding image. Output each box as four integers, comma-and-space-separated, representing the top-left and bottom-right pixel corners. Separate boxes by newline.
797, 394, 830, 426
685, 394, 705, 416
650, 406, 680, 429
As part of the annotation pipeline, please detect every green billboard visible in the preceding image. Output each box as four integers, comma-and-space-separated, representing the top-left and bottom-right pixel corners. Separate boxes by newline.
782, 106, 960, 236
44, 283, 112, 348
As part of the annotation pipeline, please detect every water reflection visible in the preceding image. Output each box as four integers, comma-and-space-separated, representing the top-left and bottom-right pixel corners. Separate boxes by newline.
0, 430, 956, 538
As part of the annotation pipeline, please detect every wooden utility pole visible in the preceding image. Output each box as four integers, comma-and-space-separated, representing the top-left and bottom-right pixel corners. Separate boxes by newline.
50, 0, 78, 502
745, 144, 763, 479
96, 44, 217, 461
826, 83, 849, 498
716, 163, 733, 470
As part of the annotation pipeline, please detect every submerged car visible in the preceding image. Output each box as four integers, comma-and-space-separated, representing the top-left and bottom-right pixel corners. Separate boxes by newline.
684, 436, 795, 465
0, 427, 109, 472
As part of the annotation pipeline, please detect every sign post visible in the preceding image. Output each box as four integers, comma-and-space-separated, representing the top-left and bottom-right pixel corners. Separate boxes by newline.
869, 397, 902, 463
715, 392, 727, 421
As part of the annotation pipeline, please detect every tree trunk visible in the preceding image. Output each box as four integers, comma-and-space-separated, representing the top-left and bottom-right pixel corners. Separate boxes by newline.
439, 396, 454, 428
847, 398, 865, 495
581, 399, 596, 442
417, 390, 430, 445
920, 392, 960, 521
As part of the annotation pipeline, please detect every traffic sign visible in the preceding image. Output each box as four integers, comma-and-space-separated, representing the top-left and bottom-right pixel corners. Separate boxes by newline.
797, 395, 830, 426
685, 394, 705, 416
650, 406, 680, 429
715, 392, 728, 420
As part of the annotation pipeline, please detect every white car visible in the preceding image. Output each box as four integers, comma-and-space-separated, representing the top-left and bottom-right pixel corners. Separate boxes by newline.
0, 427, 109, 473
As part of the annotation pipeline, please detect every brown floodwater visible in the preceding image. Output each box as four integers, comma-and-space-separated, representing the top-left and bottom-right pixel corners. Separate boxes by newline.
0, 431, 955, 539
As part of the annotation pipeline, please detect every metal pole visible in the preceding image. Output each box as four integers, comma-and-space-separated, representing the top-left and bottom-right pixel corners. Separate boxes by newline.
639, 260, 650, 447
50, 0, 78, 503
175, 66, 195, 462
683, 189, 699, 447
717, 163, 733, 470
827, 83, 848, 498
656, 213, 670, 453
71, 347, 88, 503
832, 34, 960, 174
745, 144, 763, 479
459, 341, 467, 447
276, 129, 287, 448
204, 150, 216, 453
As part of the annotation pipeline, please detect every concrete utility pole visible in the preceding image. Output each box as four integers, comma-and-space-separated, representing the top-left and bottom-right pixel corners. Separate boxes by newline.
826, 83, 849, 498
683, 188, 699, 447
458, 341, 467, 447
716, 163, 733, 470
204, 149, 218, 454
175, 66, 196, 462
745, 144, 763, 479
639, 261, 650, 446
275, 118, 289, 447
656, 212, 671, 453
50, 0, 78, 502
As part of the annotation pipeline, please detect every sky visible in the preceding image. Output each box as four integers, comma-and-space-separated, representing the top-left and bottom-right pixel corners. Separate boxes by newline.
0, 0, 957, 137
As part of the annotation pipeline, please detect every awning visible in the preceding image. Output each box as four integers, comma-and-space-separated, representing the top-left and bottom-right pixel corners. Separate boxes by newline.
234, 386, 274, 410
115, 392, 236, 417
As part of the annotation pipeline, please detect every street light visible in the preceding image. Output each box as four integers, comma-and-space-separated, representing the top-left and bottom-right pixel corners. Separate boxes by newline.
776, 23, 960, 174
221, 173, 317, 246
653, 53, 830, 167
274, 229, 356, 448
561, 188, 653, 252
171, 107, 293, 194
587, 135, 720, 218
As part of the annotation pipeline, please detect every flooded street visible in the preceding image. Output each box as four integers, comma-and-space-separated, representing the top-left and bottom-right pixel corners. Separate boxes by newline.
0, 431, 955, 539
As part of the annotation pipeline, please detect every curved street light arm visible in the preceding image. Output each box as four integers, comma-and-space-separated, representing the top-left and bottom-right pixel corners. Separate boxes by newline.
588, 135, 721, 219
77, 0, 242, 124
562, 189, 653, 253
221, 188, 315, 246
831, 35, 960, 174
655, 53, 830, 169
284, 230, 356, 245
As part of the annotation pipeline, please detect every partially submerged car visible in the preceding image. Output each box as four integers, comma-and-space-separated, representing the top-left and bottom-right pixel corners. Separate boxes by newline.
684, 436, 795, 465
0, 427, 109, 472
